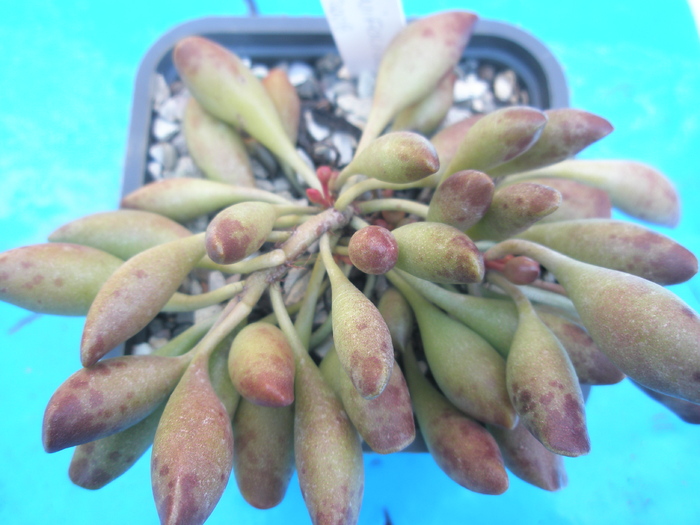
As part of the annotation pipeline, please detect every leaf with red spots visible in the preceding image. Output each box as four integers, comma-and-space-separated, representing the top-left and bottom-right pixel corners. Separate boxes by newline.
0, 243, 122, 315
338, 131, 439, 187
517, 219, 698, 285
489, 109, 613, 177
232, 399, 295, 509
320, 347, 415, 454
81, 234, 206, 367
151, 354, 234, 525
427, 170, 494, 231
43, 355, 189, 453
505, 159, 680, 227
486, 239, 700, 404
69, 403, 166, 490
467, 182, 562, 241
358, 11, 478, 152
294, 352, 364, 525
183, 97, 256, 187
48, 209, 192, 261
327, 257, 394, 400
205, 202, 277, 264
228, 322, 295, 407
403, 347, 509, 494
441, 106, 547, 177
487, 420, 568, 491
173, 36, 320, 191
392, 222, 484, 284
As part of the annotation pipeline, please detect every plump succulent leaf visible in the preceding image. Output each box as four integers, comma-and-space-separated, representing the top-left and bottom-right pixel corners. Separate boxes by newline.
488, 109, 613, 177
183, 97, 256, 187
427, 170, 494, 230
228, 322, 295, 407
48, 210, 192, 261
467, 182, 561, 241
320, 347, 415, 454
232, 399, 295, 509
521, 177, 612, 223
80, 234, 206, 367
205, 202, 277, 265
441, 106, 548, 177
348, 225, 399, 275
403, 346, 509, 494
516, 219, 698, 285
173, 36, 320, 190
262, 67, 301, 144
506, 159, 680, 227
151, 354, 234, 525
390, 71, 456, 135
392, 222, 484, 284
43, 354, 190, 453
294, 352, 364, 525
0, 243, 122, 315
121, 177, 289, 223
69, 403, 165, 490
487, 420, 568, 491
486, 239, 700, 404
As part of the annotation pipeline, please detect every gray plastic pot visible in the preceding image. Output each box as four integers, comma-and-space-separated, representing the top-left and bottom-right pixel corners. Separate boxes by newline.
122, 15, 568, 196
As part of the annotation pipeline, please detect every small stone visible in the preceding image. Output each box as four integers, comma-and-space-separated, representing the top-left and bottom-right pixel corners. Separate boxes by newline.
312, 143, 338, 166
272, 176, 292, 192
252, 143, 280, 174
152, 74, 170, 109
471, 91, 497, 113
494, 70, 517, 102
251, 64, 269, 79
255, 179, 276, 193
454, 73, 489, 102
442, 107, 474, 128
316, 53, 342, 74
336, 94, 372, 125
250, 158, 270, 180
208, 271, 226, 291
189, 278, 203, 295
332, 132, 356, 166
148, 336, 169, 350
284, 267, 311, 305
152, 118, 180, 141
156, 92, 189, 122
288, 62, 315, 86
132, 342, 154, 356
296, 80, 319, 100
147, 161, 163, 180
149, 142, 178, 171
304, 110, 331, 141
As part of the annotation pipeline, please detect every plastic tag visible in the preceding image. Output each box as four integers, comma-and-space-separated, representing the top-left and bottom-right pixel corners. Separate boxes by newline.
320, 0, 406, 76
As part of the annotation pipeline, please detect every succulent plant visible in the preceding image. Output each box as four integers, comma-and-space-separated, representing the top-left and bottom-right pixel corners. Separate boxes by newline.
2, 9, 699, 525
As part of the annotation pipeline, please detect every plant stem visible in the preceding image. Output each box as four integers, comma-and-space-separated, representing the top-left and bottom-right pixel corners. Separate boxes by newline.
355, 198, 429, 218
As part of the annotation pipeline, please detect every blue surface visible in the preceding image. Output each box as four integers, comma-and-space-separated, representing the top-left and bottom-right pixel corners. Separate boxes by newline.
1, 1, 700, 524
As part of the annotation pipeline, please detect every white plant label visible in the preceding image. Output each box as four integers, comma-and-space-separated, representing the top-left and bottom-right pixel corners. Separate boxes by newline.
320, 0, 406, 76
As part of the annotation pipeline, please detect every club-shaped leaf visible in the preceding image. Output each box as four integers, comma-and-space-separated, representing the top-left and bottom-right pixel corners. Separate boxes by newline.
427, 170, 494, 230
0, 243, 122, 315
49, 210, 192, 260
81, 234, 206, 366
43, 354, 190, 452
183, 97, 255, 187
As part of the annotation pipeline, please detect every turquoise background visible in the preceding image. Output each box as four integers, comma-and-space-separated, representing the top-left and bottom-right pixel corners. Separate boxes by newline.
1, 1, 700, 524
